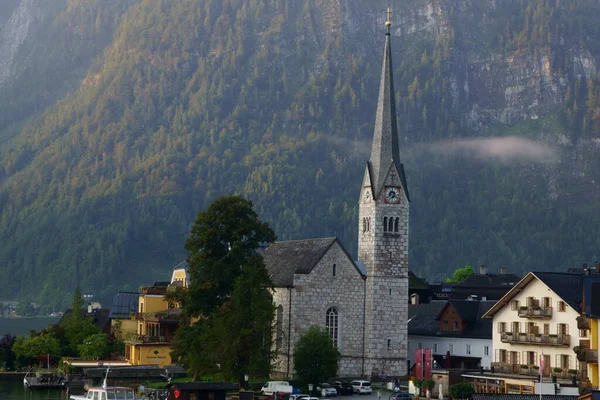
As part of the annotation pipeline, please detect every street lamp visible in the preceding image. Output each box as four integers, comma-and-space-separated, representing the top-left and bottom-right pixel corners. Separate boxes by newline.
308, 384, 313, 396
244, 374, 249, 390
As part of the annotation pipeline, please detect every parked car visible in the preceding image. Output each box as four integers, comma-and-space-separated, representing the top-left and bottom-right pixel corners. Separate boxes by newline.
389, 393, 412, 400
333, 381, 353, 396
349, 381, 372, 395
290, 395, 310, 400
321, 383, 338, 397
261, 381, 294, 396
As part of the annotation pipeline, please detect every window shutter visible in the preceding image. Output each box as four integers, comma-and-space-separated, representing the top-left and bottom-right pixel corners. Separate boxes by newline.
522, 351, 527, 365
495, 349, 499, 363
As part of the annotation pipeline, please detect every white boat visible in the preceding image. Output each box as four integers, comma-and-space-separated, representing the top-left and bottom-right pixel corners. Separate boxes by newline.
69, 367, 137, 400
69, 386, 137, 399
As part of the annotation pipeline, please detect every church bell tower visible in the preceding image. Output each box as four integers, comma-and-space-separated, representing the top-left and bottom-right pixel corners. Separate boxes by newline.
358, 8, 409, 378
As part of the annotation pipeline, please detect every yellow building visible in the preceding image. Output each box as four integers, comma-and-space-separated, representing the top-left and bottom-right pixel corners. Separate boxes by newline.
124, 262, 188, 367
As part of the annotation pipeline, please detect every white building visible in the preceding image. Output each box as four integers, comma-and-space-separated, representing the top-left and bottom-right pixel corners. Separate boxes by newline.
482, 272, 587, 381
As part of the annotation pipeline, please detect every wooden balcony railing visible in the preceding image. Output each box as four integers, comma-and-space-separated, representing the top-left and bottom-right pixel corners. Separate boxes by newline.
576, 348, 598, 363
491, 362, 585, 379
518, 306, 552, 319
577, 316, 591, 330
500, 332, 570, 346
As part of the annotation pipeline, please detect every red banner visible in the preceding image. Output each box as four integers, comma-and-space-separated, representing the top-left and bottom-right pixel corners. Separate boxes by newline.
423, 348, 432, 378
415, 349, 423, 379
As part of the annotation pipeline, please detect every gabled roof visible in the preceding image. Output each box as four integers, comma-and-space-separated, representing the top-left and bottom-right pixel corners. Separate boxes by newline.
172, 260, 188, 271
483, 272, 584, 318
263, 237, 363, 287
409, 300, 493, 339
409, 271, 429, 290
109, 291, 139, 319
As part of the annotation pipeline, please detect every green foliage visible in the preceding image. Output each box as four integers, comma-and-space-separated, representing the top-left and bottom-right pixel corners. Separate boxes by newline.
449, 383, 474, 399
173, 195, 275, 384
16, 301, 35, 317
423, 378, 435, 390
12, 333, 61, 361
77, 333, 109, 360
445, 265, 474, 283
293, 326, 340, 387
0, 334, 16, 370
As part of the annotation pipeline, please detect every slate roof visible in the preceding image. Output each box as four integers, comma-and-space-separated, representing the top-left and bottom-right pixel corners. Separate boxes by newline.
534, 271, 583, 311
408, 301, 446, 336
409, 271, 429, 290
263, 237, 361, 287
453, 273, 521, 289
109, 291, 139, 319
368, 30, 409, 200
473, 395, 577, 400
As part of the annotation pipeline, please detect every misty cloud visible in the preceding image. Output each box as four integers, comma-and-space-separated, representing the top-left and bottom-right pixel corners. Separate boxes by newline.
426, 136, 559, 163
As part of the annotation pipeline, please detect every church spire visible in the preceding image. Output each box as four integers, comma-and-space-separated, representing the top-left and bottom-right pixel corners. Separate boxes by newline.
368, 8, 409, 200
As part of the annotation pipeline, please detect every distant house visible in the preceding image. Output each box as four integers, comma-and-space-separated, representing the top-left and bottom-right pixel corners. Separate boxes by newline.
408, 299, 494, 370
451, 265, 521, 301
59, 304, 111, 334
109, 291, 139, 339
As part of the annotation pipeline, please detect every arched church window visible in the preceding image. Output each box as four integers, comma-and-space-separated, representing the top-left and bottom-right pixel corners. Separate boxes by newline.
394, 217, 399, 232
276, 305, 283, 351
367, 217, 371, 232
363, 217, 367, 233
388, 217, 394, 232
326, 307, 339, 347
383, 217, 388, 232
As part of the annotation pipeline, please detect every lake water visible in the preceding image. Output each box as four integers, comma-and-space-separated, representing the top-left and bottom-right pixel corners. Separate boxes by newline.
0, 318, 61, 337
0, 380, 75, 400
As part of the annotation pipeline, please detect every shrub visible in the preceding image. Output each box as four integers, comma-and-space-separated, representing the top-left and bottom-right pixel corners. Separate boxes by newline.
553, 367, 562, 373
568, 369, 577, 374
520, 364, 529, 369
449, 383, 474, 399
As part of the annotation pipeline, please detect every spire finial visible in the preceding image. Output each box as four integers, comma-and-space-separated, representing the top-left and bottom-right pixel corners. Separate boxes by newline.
385, 7, 392, 33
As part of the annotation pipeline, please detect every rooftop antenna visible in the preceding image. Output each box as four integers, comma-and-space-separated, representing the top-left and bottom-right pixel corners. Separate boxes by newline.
102, 366, 110, 389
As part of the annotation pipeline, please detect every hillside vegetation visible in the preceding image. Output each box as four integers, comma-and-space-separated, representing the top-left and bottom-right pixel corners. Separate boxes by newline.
1, 0, 600, 308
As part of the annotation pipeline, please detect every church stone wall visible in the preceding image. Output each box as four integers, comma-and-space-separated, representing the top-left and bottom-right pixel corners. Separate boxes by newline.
275, 241, 367, 378
271, 287, 293, 378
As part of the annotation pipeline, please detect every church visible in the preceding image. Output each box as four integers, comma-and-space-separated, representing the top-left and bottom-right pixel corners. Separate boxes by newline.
263, 12, 410, 379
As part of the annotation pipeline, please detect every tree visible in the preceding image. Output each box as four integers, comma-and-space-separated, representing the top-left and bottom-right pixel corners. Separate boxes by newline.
449, 383, 474, 399
0, 334, 16, 370
16, 301, 35, 316
12, 333, 61, 367
182, 196, 276, 316
174, 195, 277, 385
445, 265, 474, 283
61, 287, 100, 355
77, 333, 109, 360
293, 326, 340, 389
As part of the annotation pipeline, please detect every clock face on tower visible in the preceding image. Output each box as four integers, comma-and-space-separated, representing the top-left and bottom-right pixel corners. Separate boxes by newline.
385, 187, 400, 203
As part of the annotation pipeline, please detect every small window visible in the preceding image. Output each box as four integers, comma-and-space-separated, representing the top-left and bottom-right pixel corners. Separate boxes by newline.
418, 342, 422, 349
466, 344, 471, 355
484, 346, 489, 356
394, 217, 399, 232
332, 264, 337, 276
433, 343, 438, 352
388, 217, 394, 232
387, 339, 391, 348
510, 300, 520, 310
383, 217, 388, 232
580, 329, 588, 338
497, 322, 506, 333
389, 289, 392, 295
443, 321, 448, 331
453, 321, 458, 331
558, 301, 566, 312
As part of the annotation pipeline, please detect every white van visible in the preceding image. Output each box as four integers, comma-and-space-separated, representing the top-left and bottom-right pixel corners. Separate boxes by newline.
261, 381, 294, 396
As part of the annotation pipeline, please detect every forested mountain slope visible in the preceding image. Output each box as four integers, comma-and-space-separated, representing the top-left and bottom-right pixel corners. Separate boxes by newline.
1, 0, 600, 309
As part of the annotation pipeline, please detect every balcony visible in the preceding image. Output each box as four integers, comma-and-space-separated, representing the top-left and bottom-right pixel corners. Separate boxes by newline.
576, 348, 598, 363
500, 332, 570, 346
518, 306, 552, 319
577, 316, 591, 330
491, 362, 585, 379
131, 311, 183, 322
126, 335, 172, 344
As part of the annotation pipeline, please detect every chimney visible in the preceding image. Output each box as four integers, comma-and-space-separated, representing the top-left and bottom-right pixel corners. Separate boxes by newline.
500, 267, 507, 275
596, 261, 600, 274
479, 265, 487, 275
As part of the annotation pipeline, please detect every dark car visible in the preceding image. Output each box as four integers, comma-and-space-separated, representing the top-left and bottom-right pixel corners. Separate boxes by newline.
333, 381, 353, 396
389, 392, 412, 400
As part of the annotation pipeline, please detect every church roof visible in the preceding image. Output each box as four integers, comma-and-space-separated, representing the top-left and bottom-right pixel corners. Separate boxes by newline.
368, 30, 409, 200
263, 237, 361, 287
